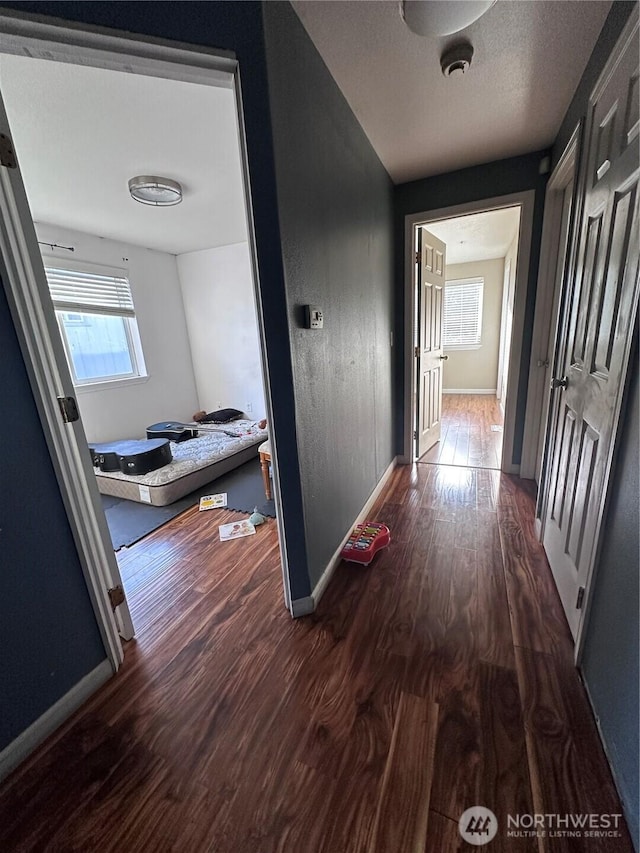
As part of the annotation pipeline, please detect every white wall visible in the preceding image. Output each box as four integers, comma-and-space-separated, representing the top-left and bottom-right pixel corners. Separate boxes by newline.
177, 242, 265, 419
443, 258, 505, 392
36, 222, 199, 443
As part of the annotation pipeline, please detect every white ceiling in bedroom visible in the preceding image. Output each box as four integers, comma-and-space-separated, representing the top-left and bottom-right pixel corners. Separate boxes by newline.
427, 206, 521, 266
0, 54, 248, 255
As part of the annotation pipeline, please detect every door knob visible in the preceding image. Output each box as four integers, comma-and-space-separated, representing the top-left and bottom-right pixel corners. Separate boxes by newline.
439, 354, 449, 360
550, 376, 568, 389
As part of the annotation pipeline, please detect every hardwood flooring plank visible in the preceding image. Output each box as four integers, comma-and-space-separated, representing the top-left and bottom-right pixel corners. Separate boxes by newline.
515, 646, 635, 853
369, 692, 439, 853
372, 499, 416, 543
510, 487, 574, 663
317, 656, 403, 853
498, 501, 573, 662
424, 809, 465, 852
299, 545, 406, 778
439, 546, 478, 689
478, 662, 536, 852
476, 510, 515, 669
429, 672, 482, 822
453, 506, 478, 550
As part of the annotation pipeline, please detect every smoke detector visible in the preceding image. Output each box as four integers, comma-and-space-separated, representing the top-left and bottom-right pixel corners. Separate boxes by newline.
441, 42, 474, 77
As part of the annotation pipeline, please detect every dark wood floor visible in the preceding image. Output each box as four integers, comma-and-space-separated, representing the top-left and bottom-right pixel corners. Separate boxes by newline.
0, 465, 633, 852
421, 394, 504, 469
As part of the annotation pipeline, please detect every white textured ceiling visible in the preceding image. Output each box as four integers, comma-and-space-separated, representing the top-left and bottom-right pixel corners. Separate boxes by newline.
0, 55, 247, 254
426, 206, 521, 265
292, 0, 612, 183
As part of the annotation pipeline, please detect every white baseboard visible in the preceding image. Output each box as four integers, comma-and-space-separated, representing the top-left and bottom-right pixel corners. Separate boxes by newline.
502, 462, 521, 475
443, 388, 497, 395
0, 659, 113, 783
290, 456, 398, 617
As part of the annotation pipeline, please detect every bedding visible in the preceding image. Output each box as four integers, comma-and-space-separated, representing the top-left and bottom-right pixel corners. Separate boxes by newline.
94, 419, 267, 506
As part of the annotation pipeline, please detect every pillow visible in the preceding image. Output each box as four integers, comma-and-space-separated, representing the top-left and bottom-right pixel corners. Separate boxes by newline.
196, 407, 243, 424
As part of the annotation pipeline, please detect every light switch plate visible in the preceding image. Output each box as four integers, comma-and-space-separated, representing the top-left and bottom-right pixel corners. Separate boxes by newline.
305, 305, 323, 329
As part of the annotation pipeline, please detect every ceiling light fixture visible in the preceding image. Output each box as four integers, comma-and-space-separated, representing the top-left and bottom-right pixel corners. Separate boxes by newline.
128, 175, 183, 206
400, 0, 495, 38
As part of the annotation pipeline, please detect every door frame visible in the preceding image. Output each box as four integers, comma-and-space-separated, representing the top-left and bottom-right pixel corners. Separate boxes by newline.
523, 124, 583, 484
403, 190, 535, 472
0, 10, 293, 672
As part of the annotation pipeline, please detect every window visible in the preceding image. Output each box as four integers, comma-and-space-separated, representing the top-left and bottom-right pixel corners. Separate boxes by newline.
44, 260, 147, 386
443, 277, 484, 349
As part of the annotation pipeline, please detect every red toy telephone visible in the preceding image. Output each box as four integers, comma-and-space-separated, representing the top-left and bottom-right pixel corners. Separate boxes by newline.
340, 521, 391, 566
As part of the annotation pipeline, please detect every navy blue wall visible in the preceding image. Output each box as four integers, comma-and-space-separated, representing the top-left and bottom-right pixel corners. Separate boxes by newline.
263, 3, 395, 588
393, 152, 550, 464
0, 279, 106, 750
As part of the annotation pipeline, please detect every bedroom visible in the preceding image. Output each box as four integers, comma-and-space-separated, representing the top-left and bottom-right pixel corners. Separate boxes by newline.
0, 51, 278, 611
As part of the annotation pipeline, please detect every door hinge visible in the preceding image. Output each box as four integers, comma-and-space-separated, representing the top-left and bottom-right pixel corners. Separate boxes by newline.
0, 133, 17, 169
415, 345, 420, 358
415, 251, 421, 265
537, 358, 550, 368
108, 584, 125, 610
413, 430, 417, 441
576, 586, 585, 609
57, 396, 80, 423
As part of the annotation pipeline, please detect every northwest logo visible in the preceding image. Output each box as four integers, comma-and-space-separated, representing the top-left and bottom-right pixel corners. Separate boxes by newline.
458, 807, 498, 846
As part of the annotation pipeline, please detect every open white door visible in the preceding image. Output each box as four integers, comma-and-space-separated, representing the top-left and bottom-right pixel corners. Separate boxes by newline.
416, 227, 446, 459
542, 10, 639, 644
0, 92, 132, 665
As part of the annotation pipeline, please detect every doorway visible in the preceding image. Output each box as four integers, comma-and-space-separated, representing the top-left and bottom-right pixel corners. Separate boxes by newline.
0, 20, 291, 668
407, 200, 528, 472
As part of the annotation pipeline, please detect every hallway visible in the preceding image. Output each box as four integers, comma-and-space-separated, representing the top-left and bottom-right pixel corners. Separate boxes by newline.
0, 464, 632, 852
421, 393, 504, 469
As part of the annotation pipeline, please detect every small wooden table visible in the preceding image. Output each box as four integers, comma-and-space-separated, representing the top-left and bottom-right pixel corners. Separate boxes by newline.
258, 441, 272, 500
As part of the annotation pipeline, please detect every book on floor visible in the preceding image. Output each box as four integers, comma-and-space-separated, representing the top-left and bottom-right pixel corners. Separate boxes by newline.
219, 519, 256, 541
199, 493, 227, 511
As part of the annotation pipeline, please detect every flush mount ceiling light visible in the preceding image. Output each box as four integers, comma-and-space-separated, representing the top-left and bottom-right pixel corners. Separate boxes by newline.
128, 175, 183, 206
401, 0, 495, 37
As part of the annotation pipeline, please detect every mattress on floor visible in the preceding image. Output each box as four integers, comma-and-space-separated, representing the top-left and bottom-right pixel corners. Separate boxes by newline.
94, 420, 267, 506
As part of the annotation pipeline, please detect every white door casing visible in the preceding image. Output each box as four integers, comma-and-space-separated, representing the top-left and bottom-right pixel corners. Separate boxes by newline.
524, 125, 581, 486
542, 10, 639, 645
496, 257, 512, 405
534, 177, 575, 484
0, 91, 132, 663
416, 227, 446, 459
403, 191, 534, 474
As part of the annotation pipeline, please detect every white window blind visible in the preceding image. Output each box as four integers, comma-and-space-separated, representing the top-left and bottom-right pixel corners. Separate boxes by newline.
443, 277, 483, 349
45, 263, 135, 317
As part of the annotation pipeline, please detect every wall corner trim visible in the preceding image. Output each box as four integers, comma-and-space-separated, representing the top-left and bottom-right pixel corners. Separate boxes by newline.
290, 456, 398, 618
290, 596, 315, 617
0, 659, 113, 783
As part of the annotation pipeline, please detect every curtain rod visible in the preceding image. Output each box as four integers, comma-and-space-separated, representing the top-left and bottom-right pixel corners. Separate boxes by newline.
38, 241, 74, 252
